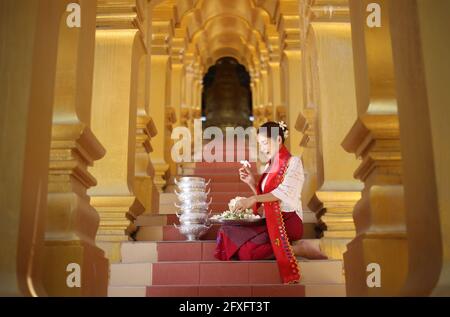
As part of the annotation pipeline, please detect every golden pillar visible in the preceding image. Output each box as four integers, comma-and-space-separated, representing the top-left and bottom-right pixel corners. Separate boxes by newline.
268, 62, 281, 122
259, 62, 275, 124
281, 49, 302, 157
44, 0, 108, 296
251, 72, 263, 126
183, 58, 202, 155
181, 54, 196, 133
135, 76, 159, 214
296, 1, 319, 214
252, 65, 264, 127
89, 1, 147, 262
388, 0, 450, 296
148, 10, 174, 192
278, 2, 302, 156
135, 115, 158, 213
193, 62, 204, 121
253, 106, 265, 128
260, 68, 270, 110
296, 110, 317, 207
268, 24, 282, 122
0, 0, 64, 296
253, 72, 261, 110
301, 1, 362, 260
343, 0, 408, 296
135, 22, 159, 214
165, 38, 184, 191
149, 22, 172, 192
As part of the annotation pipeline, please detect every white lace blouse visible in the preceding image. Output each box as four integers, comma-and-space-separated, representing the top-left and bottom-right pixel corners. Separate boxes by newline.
261, 156, 305, 220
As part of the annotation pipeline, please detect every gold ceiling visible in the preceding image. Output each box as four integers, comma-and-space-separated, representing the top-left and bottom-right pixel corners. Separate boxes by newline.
151, 0, 300, 75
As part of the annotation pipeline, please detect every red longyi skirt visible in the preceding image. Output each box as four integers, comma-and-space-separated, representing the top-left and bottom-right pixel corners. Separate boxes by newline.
214, 212, 303, 261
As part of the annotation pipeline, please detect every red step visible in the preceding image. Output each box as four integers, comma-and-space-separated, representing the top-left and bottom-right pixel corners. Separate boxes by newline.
146, 284, 305, 297
183, 174, 241, 183
199, 149, 253, 156
151, 262, 271, 285
157, 241, 217, 262
137, 221, 318, 241
151, 261, 298, 285
136, 225, 219, 242
209, 202, 229, 212
165, 214, 179, 225
202, 147, 252, 152
193, 167, 250, 175
209, 192, 253, 204
163, 224, 219, 241
194, 162, 257, 169
123, 240, 322, 263
208, 182, 254, 193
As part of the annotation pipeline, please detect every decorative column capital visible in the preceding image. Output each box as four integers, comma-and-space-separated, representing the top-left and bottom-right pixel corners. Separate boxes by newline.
180, 107, 191, 127
96, 0, 146, 30
136, 115, 157, 155
266, 25, 281, 63
49, 124, 106, 191
295, 109, 316, 148
309, 0, 350, 22
170, 33, 186, 65
275, 0, 302, 52
342, 114, 402, 182
96, 0, 148, 53
151, 20, 174, 55
166, 106, 177, 132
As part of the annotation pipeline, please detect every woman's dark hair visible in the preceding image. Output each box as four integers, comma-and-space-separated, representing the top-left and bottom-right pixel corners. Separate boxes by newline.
257, 121, 288, 144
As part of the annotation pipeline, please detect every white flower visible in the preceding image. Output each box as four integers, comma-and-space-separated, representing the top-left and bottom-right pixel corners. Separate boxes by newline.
210, 196, 261, 221
228, 197, 246, 211
278, 121, 288, 130
240, 160, 251, 168
278, 121, 289, 139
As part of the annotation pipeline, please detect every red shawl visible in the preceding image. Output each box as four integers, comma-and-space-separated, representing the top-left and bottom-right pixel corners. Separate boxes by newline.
255, 145, 301, 284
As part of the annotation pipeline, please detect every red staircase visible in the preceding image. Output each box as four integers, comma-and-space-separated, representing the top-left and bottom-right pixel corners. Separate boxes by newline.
108, 146, 346, 297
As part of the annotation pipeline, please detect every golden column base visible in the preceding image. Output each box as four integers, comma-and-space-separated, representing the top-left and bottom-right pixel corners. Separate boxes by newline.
43, 241, 108, 297
152, 162, 170, 193
344, 231, 408, 297
45, 124, 110, 297
310, 190, 361, 260
92, 196, 145, 263
342, 115, 408, 296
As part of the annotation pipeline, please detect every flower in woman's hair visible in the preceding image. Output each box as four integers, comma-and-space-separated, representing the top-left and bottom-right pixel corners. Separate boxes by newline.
278, 121, 288, 131
278, 121, 289, 138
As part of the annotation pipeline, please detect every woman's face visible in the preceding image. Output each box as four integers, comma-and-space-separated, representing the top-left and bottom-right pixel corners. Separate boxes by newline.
257, 134, 281, 160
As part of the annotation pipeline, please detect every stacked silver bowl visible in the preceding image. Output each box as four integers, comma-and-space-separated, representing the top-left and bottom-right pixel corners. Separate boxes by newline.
174, 177, 212, 241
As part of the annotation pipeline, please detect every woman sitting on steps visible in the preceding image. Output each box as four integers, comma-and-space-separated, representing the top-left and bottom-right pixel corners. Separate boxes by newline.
215, 121, 328, 284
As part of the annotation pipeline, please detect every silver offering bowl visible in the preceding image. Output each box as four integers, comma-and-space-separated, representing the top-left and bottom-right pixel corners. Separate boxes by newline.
175, 177, 210, 185
175, 189, 210, 202
174, 198, 212, 211
173, 223, 211, 241
176, 185, 208, 193
177, 210, 211, 223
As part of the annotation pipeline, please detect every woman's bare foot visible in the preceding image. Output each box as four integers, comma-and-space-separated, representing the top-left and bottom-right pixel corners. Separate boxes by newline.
291, 240, 328, 260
